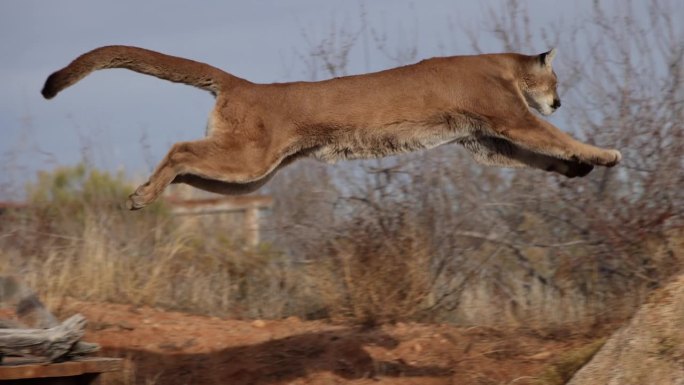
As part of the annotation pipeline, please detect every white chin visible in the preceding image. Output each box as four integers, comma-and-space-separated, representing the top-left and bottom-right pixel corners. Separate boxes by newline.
540, 106, 555, 116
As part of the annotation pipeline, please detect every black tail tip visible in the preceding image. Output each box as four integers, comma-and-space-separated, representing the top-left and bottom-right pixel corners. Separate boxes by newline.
41, 74, 59, 99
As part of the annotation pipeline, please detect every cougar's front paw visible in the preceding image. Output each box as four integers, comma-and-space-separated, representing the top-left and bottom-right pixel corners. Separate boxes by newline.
587, 149, 621, 167
604, 149, 622, 167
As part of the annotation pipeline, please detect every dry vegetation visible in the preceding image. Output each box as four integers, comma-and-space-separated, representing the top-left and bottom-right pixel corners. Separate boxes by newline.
1, 0, 682, 339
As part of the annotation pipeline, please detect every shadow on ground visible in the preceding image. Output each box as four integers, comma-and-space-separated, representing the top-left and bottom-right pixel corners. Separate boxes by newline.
103, 327, 451, 384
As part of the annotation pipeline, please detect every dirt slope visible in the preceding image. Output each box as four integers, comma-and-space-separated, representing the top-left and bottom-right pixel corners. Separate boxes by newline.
53, 300, 603, 385
569, 273, 684, 385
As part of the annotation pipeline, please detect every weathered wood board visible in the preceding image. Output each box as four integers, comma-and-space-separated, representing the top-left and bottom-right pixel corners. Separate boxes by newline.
0, 357, 122, 380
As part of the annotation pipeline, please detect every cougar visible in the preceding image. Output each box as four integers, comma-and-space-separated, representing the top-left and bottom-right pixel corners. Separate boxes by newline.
42, 46, 621, 210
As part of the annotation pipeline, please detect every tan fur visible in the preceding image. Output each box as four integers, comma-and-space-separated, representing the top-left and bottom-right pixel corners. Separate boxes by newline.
42, 46, 621, 210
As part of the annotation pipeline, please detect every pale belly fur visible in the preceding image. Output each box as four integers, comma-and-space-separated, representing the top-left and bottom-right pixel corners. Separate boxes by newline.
312, 122, 465, 163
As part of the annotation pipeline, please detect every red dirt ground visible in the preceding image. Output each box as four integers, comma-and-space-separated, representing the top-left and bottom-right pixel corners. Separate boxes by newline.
55, 300, 603, 385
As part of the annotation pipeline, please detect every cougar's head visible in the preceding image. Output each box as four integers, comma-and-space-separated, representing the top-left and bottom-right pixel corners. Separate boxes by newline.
521, 48, 561, 116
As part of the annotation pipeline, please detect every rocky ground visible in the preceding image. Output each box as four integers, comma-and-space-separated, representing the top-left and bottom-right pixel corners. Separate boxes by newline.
53, 300, 609, 385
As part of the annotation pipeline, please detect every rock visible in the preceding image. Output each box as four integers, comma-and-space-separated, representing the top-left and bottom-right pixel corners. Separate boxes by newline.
251, 319, 267, 328
568, 274, 684, 385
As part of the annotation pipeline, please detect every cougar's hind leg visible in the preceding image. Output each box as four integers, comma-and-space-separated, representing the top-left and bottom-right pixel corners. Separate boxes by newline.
169, 150, 305, 196
171, 173, 275, 195
127, 139, 281, 210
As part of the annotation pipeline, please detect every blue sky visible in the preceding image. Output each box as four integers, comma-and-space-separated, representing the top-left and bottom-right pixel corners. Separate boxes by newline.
0, 0, 599, 197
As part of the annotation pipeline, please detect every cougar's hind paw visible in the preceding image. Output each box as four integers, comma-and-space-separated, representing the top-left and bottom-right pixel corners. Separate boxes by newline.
126, 184, 152, 210
126, 194, 146, 210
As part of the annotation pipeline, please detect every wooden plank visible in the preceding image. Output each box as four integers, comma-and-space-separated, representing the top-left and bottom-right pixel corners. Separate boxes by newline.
0, 357, 122, 380
245, 206, 260, 247
168, 195, 273, 215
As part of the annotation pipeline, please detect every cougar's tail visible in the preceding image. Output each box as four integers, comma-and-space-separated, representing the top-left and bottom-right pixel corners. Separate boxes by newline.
42, 45, 242, 99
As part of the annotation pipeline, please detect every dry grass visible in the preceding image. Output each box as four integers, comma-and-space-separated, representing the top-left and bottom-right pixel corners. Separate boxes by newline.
2, 156, 682, 329
311, 208, 434, 325
0, 164, 314, 319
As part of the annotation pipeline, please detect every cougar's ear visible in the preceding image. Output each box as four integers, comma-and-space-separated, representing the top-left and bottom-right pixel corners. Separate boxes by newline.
539, 48, 557, 67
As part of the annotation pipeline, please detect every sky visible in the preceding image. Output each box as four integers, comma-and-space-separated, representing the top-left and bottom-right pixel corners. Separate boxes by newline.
0, 0, 599, 197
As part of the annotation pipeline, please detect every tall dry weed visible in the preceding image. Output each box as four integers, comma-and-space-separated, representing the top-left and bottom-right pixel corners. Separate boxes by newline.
311, 209, 433, 325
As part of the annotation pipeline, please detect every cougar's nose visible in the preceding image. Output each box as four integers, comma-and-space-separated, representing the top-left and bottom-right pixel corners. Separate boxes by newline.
552, 98, 561, 109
